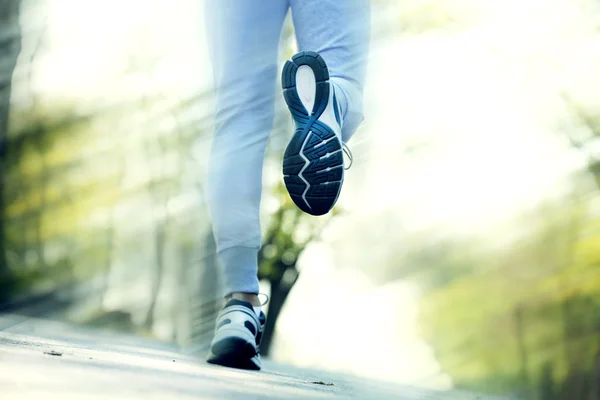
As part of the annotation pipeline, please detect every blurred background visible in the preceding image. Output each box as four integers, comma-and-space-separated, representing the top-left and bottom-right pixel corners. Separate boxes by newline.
1, 0, 600, 399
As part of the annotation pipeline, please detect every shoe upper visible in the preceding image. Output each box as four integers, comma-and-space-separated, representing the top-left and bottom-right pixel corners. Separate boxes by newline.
214, 299, 265, 346
207, 298, 266, 370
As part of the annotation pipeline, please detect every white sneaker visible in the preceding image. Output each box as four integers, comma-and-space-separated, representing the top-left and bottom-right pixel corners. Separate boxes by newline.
281, 51, 352, 216
206, 299, 266, 370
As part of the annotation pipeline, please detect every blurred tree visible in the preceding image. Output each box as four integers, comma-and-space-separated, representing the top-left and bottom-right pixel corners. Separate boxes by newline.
560, 94, 600, 190
258, 182, 340, 356
0, 0, 22, 300
410, 194, 600, 399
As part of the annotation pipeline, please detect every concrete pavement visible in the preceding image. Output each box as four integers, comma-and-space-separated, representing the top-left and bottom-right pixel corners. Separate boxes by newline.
0, 314, 515, 400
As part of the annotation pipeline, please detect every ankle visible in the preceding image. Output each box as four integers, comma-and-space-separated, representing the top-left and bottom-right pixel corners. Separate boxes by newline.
229, 292, 261, 307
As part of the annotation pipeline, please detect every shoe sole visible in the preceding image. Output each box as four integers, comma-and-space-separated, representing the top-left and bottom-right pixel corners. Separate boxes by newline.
207, 337, 261, 370
282, 51, 344, 216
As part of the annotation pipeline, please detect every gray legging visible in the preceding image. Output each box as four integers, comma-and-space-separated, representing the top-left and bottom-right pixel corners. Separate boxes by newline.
205, 0, 370, 296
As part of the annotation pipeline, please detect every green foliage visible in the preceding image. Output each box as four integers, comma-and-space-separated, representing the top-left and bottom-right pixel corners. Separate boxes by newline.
414, 194, 600, 399
0, 87, 212, 308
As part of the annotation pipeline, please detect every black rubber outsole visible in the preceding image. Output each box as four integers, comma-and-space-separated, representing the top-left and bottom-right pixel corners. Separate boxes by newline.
282, 51, 344, 216
207, 337, 260, 371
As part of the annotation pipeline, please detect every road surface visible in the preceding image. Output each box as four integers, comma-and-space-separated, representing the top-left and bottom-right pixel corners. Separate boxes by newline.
0, 314, 515, 400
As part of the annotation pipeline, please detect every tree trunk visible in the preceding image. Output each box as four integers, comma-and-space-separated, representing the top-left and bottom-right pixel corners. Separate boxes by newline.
0, 0, 22, 287
537, 363, 556, 400
143, 220, 166, 330
260, 265, 299, 357
513, 305, 531, 399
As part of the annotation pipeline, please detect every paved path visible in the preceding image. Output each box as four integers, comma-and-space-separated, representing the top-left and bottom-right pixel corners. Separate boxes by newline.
0, 314, 514, 400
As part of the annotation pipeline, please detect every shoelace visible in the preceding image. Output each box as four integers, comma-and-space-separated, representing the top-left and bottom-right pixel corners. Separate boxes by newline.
342, 142, 353, 170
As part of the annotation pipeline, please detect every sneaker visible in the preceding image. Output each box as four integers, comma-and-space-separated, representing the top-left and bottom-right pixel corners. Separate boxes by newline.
281, 51, 352, 216
206, 299, 266, 370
